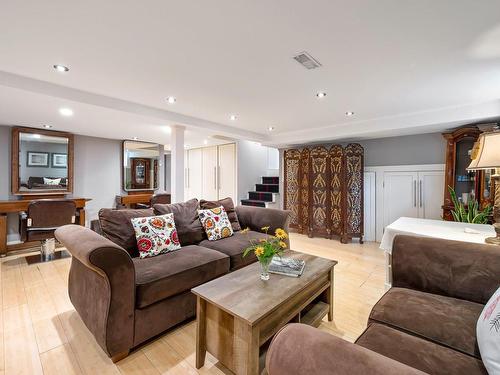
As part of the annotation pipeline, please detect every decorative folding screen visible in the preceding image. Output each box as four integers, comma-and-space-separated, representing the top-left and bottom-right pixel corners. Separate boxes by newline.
310, 146, 330, 238
344, 144, 364, 237
283, 149, 301, 230
283, 144, 363, 243
299, 148, 310, 234
329, 145, 344, 237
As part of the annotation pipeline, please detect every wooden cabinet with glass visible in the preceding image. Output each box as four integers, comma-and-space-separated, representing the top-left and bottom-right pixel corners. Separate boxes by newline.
442, 125, 496, 221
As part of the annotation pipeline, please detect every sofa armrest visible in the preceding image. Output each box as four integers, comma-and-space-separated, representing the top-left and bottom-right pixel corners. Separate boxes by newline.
266, 324, 425, 375
235, 206, 291, 247
55, 225, 136, 358
392, 235, 500, 304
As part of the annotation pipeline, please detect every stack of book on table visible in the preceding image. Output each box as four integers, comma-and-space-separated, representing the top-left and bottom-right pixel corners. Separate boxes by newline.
269, 257, 306, 277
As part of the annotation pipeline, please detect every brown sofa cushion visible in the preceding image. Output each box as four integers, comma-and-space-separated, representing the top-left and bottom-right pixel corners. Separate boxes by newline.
200, 197, 241, 232
98, 208, 154, 257
356, 323, 487, 375
133, 245, 230, 308
369, 287, 483, 357
153, 198, 205, 246
199, 230, 265, 270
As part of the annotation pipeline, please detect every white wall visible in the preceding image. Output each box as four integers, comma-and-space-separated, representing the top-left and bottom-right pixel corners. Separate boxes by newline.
237, 140, 279, 204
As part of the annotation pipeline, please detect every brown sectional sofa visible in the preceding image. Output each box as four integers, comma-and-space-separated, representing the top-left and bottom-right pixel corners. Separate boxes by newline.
266, 235, 500, 375
55, 199, 290, 361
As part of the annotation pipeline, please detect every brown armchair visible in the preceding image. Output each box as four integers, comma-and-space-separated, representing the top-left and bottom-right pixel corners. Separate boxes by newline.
267, 235, 500, 375
19, 199, 77, 259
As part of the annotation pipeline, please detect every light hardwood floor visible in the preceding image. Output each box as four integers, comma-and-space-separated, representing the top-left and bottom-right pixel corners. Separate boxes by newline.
0, 233, 385, 375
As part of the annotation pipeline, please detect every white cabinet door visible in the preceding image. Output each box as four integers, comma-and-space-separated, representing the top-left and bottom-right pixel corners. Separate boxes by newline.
186, 148, 203, 200
383, 171, 419, 228
218, 143, 236, 202
202, 146, 218, 200
418, 171, 444, 220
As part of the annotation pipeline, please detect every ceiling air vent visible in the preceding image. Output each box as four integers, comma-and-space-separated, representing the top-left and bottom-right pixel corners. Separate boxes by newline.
293, 52, 322, 70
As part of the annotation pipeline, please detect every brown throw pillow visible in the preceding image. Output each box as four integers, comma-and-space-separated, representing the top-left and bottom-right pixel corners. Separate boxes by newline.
98, 208, 154, 257
153, 198, 205, 246
200, 197, 241, 232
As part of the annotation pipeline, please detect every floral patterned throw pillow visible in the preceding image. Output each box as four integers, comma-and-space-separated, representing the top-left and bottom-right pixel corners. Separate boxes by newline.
477, 286, 500, 375
131, 213, 181, 259
198, 206, 234, 241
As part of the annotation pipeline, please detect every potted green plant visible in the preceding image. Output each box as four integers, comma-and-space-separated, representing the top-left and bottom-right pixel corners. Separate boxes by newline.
448, 186, 492, 224
242, 226, 288, 280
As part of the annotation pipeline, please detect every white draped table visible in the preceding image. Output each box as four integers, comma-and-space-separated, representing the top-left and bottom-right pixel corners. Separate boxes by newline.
380, 217, 495, 288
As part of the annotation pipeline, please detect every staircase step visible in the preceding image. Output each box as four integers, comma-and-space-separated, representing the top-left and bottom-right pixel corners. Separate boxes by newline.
240, 199, 267, 208
256, 183, 279, 193
248, 191, 274, 202
262, 176, 279, 185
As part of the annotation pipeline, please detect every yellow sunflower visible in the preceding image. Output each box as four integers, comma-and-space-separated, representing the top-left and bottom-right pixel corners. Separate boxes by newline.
254, 246, 265, 257
275, 228, 288, 240
279, 241, 287, 249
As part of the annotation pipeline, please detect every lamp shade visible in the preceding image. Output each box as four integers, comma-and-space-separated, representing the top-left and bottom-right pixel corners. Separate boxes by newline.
467, 131, 500, 170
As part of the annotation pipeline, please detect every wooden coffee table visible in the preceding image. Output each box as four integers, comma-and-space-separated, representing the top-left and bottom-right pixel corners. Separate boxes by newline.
192, 251, 337, 375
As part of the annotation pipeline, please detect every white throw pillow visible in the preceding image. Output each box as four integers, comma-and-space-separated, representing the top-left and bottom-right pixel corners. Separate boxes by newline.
131, 213, 181, 258
477, 286, 500, 375
44, 177, 61, 185
198, 206, 233, 241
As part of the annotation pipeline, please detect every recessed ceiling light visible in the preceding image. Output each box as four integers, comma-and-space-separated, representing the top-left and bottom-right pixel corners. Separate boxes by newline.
166, 96, 176, 104
203, 139, 208, 145
133, 137, 138, 141
230, 114, 237, 121
53, 64, 69, 72
316, 92, 327, 98
59, 108, 73, 117
43, 125, 53, 129
268, 126, 275, 131
345, 111, 355, 116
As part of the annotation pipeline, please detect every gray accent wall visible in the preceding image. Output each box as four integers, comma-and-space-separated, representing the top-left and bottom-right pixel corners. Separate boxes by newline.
72, 135, 123, 225
358, 133, 445, 167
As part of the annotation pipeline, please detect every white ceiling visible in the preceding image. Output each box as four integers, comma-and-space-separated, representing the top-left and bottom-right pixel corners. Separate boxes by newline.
1, 0, 500, 147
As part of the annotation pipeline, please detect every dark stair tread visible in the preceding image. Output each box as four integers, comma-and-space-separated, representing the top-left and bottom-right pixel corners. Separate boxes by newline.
255, 183, 279, 193
248, 192, 274, 202
241, 199, 267, 207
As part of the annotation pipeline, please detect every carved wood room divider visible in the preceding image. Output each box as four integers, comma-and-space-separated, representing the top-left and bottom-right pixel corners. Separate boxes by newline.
283, 143, 364, 244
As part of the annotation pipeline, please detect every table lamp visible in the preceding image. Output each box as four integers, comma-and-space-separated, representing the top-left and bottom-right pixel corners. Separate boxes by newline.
467, 131, 500, 245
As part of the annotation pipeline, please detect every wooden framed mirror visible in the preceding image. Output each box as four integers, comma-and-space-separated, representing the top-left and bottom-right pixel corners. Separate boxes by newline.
123, 140, 160, 191
11, 127, 74, 195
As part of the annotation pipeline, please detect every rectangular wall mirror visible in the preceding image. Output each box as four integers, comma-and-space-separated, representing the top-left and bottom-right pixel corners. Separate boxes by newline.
12, 127, 74, 195
123, 140, 160, 191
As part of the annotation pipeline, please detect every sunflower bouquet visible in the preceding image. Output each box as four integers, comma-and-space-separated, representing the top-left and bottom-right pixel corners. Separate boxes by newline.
242, 226, 288, 280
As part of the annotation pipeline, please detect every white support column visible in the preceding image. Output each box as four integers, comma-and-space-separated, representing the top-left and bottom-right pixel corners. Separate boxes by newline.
170, 125, 185, 203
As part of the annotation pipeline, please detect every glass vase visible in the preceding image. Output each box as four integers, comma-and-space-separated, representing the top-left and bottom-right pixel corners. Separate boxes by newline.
259, 255, 274, 281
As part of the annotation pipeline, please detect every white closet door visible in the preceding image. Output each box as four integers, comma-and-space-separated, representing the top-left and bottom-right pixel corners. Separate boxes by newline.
202, 146, 218, 200
418, 171, 445, 220
383, 171, 419, 228
186, 148, 203, 200
218, 143, 236, 202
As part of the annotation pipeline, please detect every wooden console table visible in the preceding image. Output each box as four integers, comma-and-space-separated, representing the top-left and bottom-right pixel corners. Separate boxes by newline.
115, 193, 153, 208
0, 197, 91, 256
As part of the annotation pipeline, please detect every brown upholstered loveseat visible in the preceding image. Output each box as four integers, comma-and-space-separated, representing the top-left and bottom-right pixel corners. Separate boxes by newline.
55, 198, 291, 362
266, 235, 500, 375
